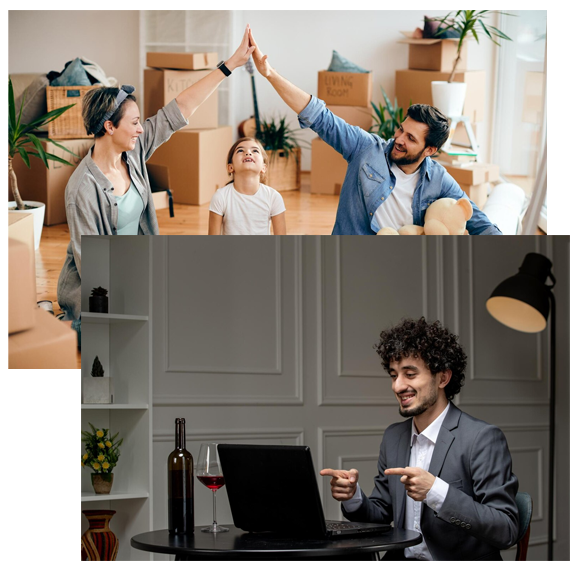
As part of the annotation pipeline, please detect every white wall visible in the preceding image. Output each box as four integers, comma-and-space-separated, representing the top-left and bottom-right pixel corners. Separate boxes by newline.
8, 10, 141, 105
149, 235, 569, 561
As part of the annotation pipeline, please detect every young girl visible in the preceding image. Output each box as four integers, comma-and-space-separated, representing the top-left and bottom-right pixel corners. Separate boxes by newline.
208, 137, 287, 235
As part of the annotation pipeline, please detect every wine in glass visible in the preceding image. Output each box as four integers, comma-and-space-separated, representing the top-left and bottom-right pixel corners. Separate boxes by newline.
196, 443, 228, 533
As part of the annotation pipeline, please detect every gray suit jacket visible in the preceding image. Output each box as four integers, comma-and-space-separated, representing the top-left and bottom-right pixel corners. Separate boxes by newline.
342, 403, 519, 561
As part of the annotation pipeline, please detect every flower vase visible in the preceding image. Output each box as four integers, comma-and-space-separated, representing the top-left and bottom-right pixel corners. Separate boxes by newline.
91, 472, 114, 494
81, 510, 119, 561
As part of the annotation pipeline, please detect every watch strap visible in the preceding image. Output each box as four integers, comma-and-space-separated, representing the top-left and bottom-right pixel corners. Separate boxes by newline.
217, 60, 231, 77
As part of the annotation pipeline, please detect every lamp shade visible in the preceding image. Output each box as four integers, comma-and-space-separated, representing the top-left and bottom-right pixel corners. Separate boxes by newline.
486, 253, 553, 333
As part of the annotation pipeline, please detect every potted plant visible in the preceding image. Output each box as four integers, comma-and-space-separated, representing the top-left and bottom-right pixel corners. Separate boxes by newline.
89, 286, 109, 313
8, 76, 79, 249
370, 88, 408, 142
428, 11, 514, 117
81, 423, 123, 494
82, 356, 113, 404
258, 116, 307, 192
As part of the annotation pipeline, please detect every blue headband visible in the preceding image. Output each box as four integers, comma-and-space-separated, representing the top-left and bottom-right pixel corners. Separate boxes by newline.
93, 84, 135, 135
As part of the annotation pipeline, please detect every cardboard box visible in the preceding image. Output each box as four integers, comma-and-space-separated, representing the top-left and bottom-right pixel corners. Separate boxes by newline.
438, 161, 500, 186
9, 308, 77, 369
395, 69, 485, 123
8, 212, 37, 300
144, 68, 218, 130
147, 127, 232, 205
459, 182, 489, 209
310, 138, 348, 195
318, 71, 372, 107
9, 239, 36, 334
398, 38, 467, 72
146, 51, 218, 70
328, 105, 373, 130
10, 138, 94, 225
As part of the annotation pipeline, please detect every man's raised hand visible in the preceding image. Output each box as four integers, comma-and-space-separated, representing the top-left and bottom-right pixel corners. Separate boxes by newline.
320, 468, 359, 502
384, 467, 435, 502
248, 27, 273, 78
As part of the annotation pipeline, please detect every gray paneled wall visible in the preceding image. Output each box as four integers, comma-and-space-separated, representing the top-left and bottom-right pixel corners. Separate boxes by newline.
149, 236, 569, 561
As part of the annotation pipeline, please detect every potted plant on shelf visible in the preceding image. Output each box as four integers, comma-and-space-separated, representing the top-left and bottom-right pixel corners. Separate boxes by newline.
370, 88, 408, 142
81, 423, 123, 494
428, 10, 514, 118
82, 356, 114, 404
8, 76, 79, 250
89, 286, 109, 313
258, 116, 307, 192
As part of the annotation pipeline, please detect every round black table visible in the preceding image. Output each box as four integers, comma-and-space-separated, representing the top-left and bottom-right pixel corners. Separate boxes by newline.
131, 526, 422, 561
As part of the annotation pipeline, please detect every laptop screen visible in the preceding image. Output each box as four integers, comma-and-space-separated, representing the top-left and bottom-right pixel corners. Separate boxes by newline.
217, 444, 329, 536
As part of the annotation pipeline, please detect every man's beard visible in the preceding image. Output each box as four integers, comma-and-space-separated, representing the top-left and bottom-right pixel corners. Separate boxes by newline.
390, 145, 426, 166
398, 378, 439, 418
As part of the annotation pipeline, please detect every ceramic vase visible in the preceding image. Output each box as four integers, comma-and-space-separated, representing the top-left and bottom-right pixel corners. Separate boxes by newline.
91, 472, 114, 494
81, 510, 119, 561
89, 295, 108, 313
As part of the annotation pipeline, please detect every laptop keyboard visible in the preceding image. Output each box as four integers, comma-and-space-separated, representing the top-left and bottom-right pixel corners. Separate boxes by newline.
326, 522, 360, 531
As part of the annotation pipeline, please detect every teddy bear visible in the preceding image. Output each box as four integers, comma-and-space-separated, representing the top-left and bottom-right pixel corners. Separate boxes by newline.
377, 197, 473, 235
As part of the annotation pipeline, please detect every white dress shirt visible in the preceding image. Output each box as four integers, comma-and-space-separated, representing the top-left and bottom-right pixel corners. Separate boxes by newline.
343, 403, 451, 560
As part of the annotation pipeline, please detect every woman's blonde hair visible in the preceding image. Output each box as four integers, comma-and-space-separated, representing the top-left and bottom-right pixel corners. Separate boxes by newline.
226, 137, 268, 185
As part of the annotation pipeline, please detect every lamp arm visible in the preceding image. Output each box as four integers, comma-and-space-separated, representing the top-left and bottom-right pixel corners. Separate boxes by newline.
548, 290, 556, 560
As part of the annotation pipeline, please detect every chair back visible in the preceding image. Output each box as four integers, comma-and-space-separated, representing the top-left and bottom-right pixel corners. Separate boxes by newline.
515, 492, 533, 561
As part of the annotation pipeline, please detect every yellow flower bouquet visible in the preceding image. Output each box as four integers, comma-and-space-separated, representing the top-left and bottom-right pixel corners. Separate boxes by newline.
81, 423, 123, 474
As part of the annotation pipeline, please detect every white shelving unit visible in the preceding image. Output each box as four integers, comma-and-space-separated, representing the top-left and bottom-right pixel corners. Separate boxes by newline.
81, 236, 153, 561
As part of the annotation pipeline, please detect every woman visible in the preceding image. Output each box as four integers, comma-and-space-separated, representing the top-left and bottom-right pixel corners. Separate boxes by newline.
57, 25, 255, 333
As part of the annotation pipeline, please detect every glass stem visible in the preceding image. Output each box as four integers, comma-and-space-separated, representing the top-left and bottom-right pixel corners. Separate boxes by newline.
212, 489, 217, 527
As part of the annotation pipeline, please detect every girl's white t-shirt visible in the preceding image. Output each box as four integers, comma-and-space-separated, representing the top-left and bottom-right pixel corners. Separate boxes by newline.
374, 163, 421, 231
209, 183, 286, 235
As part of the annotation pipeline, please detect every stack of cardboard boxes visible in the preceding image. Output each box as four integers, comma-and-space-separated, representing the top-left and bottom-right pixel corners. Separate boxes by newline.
310, 70, 373, 195
144, 52, 232, 206
8, 212, 77, 368
395, 33, 499, 209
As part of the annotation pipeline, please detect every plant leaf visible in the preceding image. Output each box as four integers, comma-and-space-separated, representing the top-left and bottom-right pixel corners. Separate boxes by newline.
46, 138, 81, 158
27, 133, 49, 168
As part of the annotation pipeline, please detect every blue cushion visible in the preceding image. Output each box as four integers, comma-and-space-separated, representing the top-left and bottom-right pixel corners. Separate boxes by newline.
327, 50, 370, 73
50, 58, 91, 86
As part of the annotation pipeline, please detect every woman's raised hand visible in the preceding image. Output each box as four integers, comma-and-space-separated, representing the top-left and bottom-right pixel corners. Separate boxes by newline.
249, 28, 273, 78
227, 24, 256, 70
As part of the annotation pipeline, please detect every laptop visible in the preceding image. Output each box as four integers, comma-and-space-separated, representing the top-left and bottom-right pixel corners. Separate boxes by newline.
217, 443, 391, 538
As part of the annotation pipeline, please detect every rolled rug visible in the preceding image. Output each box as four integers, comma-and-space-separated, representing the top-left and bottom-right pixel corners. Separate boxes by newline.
482, 183, 526, 235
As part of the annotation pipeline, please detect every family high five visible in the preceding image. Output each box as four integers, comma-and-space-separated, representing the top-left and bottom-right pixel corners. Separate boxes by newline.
57, 25, 500, 326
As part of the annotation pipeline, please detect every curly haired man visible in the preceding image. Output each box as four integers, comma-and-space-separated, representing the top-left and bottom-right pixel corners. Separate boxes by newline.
321, 317, 519, 560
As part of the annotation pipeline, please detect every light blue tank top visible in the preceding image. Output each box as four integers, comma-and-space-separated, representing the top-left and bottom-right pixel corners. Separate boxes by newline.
116, 181, 144, 235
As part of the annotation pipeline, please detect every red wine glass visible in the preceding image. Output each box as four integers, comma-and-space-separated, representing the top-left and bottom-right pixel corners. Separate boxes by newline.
196, 443, 228, 533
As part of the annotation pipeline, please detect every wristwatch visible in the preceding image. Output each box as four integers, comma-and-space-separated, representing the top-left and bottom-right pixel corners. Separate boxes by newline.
217, 61, 231, 77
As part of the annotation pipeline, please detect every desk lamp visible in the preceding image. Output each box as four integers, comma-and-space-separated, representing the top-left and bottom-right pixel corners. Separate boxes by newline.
486, 252, 556, 560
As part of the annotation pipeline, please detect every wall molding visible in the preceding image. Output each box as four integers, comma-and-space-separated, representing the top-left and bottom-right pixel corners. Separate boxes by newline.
154, 238, 303, 406
154, 427, 304, 445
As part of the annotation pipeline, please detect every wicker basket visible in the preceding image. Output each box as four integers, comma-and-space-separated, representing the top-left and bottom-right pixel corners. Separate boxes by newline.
264, 148, 301, 191
46, 85, 97, 139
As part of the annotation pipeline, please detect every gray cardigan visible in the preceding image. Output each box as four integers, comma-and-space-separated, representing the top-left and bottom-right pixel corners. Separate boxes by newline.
57, 99, 188, 320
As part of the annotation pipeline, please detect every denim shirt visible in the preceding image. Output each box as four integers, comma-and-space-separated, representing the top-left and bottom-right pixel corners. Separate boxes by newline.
298, 96, 502, 235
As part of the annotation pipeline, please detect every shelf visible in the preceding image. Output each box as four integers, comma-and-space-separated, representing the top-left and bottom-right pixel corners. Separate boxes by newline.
81, 312, 149, 323
82, 404, 149, 411
81, 490, 150, 503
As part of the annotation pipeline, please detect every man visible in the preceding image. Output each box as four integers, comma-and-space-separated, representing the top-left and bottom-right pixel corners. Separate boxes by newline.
321, 317, 519, 561
248, 29, 501, 235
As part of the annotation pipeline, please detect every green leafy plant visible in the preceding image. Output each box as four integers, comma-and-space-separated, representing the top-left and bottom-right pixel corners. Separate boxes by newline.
81, 423, 123, 474
91, 287, 108, 297
430, 10, 515, 82
370, 88, 409, 142
8, 76, 80, 210
257, 115, 308, 163
91, 356, 105, 377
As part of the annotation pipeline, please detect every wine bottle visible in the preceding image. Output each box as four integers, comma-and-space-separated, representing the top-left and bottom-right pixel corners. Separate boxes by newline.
167, 418, 194, 535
